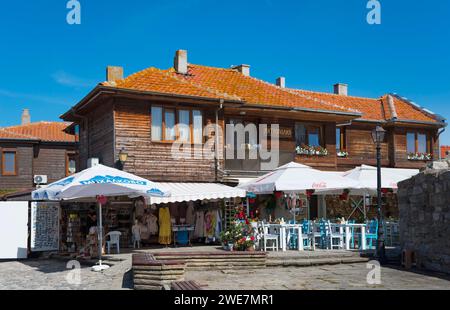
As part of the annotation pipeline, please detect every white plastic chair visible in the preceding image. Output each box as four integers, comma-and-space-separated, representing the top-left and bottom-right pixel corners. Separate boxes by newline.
261, 223, 278, 252
105, 231, 122, 254
325, 221, 344, 250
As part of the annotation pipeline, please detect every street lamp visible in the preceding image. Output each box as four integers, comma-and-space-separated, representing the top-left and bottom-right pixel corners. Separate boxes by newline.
118, 148, 128, 170
371, 125, 387, 264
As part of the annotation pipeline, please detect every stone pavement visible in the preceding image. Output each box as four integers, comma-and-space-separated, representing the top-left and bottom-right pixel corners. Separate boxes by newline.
0, 259, 133, 290
1, 249, 449, 290
185, 263, 450, 290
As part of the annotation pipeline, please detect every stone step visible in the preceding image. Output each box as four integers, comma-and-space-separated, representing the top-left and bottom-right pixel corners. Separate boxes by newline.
154, 255, 265, 260
187, 265, 265, 271
266, 256, 369, 267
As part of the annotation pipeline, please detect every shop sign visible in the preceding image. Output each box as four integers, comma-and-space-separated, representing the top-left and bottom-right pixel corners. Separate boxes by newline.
262, 126, 293, 139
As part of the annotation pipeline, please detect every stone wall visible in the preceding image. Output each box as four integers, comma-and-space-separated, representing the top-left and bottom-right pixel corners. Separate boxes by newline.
398, 160, 450, 274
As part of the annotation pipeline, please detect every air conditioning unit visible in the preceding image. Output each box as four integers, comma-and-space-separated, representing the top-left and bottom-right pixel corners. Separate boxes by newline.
87, 158, 100, 168
34, 175, 48, 185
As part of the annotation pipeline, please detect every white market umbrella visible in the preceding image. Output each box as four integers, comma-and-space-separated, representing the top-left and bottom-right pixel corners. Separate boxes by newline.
315, 165, 419, 196
33, 164, 169, 201
238, 162, 359, 194
315, 165, 419, 220
32, 164, 170, 271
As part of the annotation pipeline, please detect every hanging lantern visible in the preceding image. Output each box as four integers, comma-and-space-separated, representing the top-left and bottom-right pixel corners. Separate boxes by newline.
96, 195, 108, 205
274, 191, 283, 199
381, 188, 389, 194
306, 189, 315, 199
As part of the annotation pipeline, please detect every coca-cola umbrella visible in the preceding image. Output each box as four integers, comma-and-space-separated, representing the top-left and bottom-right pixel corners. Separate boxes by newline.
238, 162, 358, 194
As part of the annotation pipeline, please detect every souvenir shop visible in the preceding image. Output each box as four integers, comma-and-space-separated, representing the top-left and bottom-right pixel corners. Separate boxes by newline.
56, 194, 245, 257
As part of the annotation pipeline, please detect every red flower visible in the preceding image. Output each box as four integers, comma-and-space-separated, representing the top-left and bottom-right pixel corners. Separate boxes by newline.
250, 236, 255, 241
245, 219, 250, 225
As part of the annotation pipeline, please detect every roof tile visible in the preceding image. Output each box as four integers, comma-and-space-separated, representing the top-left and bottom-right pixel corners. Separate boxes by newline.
0, 122, 76, 142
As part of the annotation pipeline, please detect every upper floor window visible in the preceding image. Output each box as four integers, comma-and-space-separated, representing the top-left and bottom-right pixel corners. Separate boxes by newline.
1, 149, 17, 176
407, 132, 430, 154
336, 127, 347, 151
295, 123, 322, 147
66, 153, 77, 176
151, 106, 203, 143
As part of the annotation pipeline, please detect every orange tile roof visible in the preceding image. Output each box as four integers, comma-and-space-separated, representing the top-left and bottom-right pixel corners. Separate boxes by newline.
99, 63, 441, 124
293, 89, 384, 121
171, 65, 357, 113
441, 145, 450, 158
390, 96, 437, 123
102, 67, 239, 101
0, 122, 76, 143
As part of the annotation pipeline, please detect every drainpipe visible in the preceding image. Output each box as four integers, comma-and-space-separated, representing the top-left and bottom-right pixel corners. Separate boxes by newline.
215, 100, 224, 182
437, 127, 446, 159
71, 109, 89, 165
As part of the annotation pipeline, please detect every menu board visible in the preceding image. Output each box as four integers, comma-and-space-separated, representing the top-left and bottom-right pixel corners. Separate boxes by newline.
31, 202, 60, 252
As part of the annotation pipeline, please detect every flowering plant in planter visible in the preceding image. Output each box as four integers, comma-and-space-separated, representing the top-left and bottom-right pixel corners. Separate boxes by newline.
296, 144, 328, 156
408, 152, 432, 161
337, 151, 349, 158
219, 205, 256, 251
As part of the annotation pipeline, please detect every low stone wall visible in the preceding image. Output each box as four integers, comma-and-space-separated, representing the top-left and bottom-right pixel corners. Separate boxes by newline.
398, 161, 450, 274
132, 254, 186, 290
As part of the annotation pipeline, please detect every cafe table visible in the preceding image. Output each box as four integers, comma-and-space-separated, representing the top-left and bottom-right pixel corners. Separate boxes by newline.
334, 223, 367, 250
264, 223, 304, 251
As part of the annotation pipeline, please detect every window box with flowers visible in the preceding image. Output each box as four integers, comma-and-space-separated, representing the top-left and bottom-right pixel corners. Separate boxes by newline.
407, 152, 432, 161
295, 144, 329, 156
337, 151, 349, 158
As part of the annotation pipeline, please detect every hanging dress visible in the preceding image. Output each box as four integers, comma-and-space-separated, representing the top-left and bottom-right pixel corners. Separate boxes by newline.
158, 207, 172, 245
147, 213, 159, 235
204, 211, 217, 239
194, 211, 205, 238
186, 202, 195, 226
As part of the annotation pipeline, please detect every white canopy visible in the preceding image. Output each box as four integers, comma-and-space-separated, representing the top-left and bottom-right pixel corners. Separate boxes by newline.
238, 162, 359, 194
32, 164, 170, 201
150, 183, 247, 204
316, 165, 419, 196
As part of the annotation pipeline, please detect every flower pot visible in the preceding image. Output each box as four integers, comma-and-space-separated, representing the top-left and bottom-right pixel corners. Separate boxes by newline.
246, 245, 255, 252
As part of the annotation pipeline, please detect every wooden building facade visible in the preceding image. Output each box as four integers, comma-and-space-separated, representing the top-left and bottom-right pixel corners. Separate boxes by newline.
61, 50, 446, 184
0, 122, 78, 192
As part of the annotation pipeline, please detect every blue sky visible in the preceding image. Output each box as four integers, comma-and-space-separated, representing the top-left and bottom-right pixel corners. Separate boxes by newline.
0, 0, 449, 144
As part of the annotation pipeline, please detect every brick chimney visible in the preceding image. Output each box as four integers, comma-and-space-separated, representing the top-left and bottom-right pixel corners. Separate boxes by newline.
276, 77, 286, 88
106, 66, 124, 83
21, 109, 31, 125
232, 64, 250, 77
387, 94, 398, 120
174, 50, 188, 74
334, 83, 348, 96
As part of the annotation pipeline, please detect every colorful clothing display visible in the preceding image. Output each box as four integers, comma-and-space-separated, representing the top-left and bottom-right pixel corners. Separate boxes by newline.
204, 211, 217, 239
158, 207, 172, 245
214, 209, 222, 240
146, 213, 158, 235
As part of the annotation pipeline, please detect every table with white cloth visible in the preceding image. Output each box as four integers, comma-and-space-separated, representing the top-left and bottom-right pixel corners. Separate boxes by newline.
263, 223, 304, 251
334, 223, 367, 250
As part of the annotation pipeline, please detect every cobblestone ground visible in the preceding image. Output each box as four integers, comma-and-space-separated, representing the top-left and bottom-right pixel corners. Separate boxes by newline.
1, 259, 449, 290
0, 259, 133, 290
186, 264, 450, 290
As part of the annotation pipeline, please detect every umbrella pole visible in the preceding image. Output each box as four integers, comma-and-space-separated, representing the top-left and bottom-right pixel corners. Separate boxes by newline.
98, 201, 103, 266
92, 201, 109, 272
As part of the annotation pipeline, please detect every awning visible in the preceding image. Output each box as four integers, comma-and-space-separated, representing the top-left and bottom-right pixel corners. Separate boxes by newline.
150, 183, 247, 204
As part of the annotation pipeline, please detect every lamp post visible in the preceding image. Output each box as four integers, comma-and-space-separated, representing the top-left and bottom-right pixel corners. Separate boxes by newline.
371, 125, 387, 264
118, 148, 128, 170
